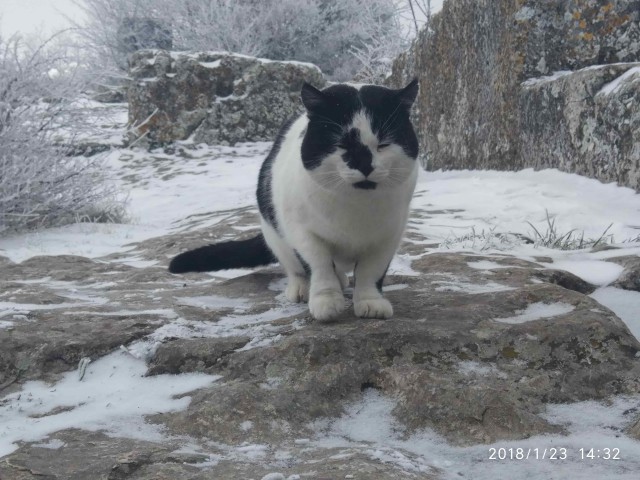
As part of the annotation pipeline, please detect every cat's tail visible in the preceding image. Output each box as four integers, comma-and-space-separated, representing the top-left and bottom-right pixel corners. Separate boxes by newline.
168, 234, 277, 273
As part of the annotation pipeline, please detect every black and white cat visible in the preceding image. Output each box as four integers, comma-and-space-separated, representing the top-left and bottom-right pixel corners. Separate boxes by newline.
169, 80, 419, 321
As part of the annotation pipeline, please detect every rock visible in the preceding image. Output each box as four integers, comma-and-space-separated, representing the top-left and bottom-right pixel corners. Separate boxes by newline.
627, 414, 640, 440
2, 203, 640, 476
520, 63, 640, 191
151, 253, 640, 447
0, 430, 174, 480
127, 51, 326, 146
0, 428, 440, 480
148, 336, 251, 375
388, 0, 640, 191
610, 255, 640, 291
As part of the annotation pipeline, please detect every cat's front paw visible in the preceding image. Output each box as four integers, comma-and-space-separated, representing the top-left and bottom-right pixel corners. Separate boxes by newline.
354, 297, 393, 319
285, 277, 309, 303
309, 290, 345, 321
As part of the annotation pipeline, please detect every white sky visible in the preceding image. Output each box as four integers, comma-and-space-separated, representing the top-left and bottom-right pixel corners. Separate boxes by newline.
0, 0, 85, 37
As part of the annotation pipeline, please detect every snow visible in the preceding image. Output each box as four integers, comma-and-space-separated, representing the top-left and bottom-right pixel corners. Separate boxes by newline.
32, 438, 66, 450
411, 169, 640, 250
312, 389, 640, 480
522, 63, 640, 90
0, 351, 219, 457
522, 70, 573, 86
590, 287, 640, 340
467, 260, 511, 270
177, 295, 250, 312
598, 66, 640, 96
260, 473, 286, 480
167, 51, 322, 72
493, 302, 575, 324
0, 223, 163, 264
126, 302, 307, 361
550, 260, 625, 286
433, 279, 514, 294
199, 60, 222, 69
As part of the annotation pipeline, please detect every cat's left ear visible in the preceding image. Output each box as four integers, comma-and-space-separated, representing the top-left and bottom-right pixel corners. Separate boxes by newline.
397, 78, 419, 109
301, 82, 326, 112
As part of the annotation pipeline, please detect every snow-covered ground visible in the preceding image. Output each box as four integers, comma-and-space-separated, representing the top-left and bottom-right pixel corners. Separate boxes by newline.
1, 122, 640, 476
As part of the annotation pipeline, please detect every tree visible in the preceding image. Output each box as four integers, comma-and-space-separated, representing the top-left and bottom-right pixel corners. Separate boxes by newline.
73, 0, 407, 81
0, 32, 123, 234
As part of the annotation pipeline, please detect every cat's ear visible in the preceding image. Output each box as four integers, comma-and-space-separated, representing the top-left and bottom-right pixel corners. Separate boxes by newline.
397, 78, 419, 109
301, 82, 326, 112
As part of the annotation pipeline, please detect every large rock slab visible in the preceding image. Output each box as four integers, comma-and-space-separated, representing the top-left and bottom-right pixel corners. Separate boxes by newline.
127, 51, 326, 146
388, 0, 640, 190
152, 254, 640, 448
520, 63, 640, 190
1, 205, 640, 477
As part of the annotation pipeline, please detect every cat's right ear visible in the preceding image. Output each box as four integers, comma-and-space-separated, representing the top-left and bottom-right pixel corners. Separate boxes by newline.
301, 82, 326, 112
397, 78, 419, 109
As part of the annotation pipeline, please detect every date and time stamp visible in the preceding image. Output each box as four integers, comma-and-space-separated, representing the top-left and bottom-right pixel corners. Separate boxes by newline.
488, 447, 622, 461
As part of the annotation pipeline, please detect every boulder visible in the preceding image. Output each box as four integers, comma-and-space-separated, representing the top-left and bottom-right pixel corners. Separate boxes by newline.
2, 201, 640, 477
127, 51, 326, 146
388, 0, 640, 191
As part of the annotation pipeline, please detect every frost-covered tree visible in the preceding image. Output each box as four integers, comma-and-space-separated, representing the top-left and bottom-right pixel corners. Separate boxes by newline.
74, 0, 407, 81
0, 32, 123, 234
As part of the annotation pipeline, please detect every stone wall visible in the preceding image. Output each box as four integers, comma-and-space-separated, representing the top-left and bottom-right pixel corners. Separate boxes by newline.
127, 51, 326, 146
388, 0, 640, 191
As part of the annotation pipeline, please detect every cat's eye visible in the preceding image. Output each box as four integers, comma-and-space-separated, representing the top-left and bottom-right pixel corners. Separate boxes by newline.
377, 143, 390, 151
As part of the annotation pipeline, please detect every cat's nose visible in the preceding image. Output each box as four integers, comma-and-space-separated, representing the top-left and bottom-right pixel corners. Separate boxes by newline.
358, 163, 374, 177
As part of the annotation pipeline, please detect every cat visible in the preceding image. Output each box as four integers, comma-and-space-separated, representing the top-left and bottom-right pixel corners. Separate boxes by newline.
169, 79, 419, 321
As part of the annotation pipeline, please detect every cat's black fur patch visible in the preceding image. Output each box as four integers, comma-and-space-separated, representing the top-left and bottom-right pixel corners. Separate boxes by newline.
341, 128, 373, 176
168, 234, 276, 273
301, 84, 361, 170
257, 117, 296, 228
360, 82, 419, 159
301, 81, 419, 171
295, 250, 311, 277
376, 263, 390, 292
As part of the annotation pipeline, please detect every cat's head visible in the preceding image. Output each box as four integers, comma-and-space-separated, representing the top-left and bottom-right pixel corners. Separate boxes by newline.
300, 80, 419, 192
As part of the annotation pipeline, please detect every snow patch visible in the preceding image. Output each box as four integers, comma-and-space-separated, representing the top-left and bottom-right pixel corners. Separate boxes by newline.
494, 302, 575, 324
467, 260, 511, 270
522, 70, 573, 86
311, 390, 640, 479
433, 280, 514, 294
551, 260, 624, 286
597, 66, 640, 96
0, 351, 219, 458
177, 295, 250, 312
32, 438, 66, 450
590, 287, 640, 341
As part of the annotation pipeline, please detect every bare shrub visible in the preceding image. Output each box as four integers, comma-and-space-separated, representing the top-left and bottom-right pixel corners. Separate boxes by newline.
0, 32, 125, 234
